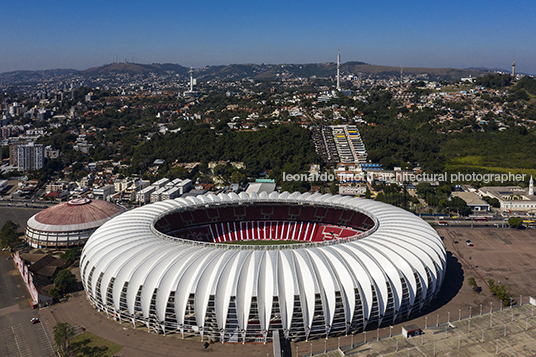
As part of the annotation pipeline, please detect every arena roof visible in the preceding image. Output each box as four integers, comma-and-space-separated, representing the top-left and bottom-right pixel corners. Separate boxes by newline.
28, 198, 125, 232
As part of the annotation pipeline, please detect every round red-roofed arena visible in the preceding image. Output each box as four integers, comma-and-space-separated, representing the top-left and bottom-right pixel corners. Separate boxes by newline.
25, 198, 126, 249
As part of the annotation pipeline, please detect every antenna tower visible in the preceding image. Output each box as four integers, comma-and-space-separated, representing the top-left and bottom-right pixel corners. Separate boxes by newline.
336, 50, 341, 91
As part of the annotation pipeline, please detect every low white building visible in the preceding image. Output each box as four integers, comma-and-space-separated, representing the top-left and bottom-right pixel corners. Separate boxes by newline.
150, 187, 167, 203
480, 176, 536, 212
136, 186, 156, 204
161, 187, 180, 201
451, 192, 490, 211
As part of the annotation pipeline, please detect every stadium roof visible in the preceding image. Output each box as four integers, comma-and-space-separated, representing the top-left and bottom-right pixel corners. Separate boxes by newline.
81, 192, 446, 340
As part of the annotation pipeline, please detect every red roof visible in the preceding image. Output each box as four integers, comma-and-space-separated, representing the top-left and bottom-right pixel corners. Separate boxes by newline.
34, 199, 123, 226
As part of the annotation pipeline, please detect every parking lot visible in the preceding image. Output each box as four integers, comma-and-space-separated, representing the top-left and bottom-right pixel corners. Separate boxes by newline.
2, 204, 536, 356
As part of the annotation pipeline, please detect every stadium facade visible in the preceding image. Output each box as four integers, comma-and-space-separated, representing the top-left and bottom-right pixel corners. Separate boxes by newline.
80, 192, 446, 343
25, 198, 126, 249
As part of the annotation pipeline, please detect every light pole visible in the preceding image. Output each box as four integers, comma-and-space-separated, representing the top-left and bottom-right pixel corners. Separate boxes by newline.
469, 306, 472, 319
490, 301, 493, 314
425, 317, 427, 329
390, 325, 393, 338
437, 314, 439, 327
511, 306, 514, 322
459, 309, 461, 321
310, 342, 312, 357
448, 311, 450, 323
480, 304, 482, 316
324, 339, 327, 353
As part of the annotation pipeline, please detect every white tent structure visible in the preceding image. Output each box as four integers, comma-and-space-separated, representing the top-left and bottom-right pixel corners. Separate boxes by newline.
80, 192, 446, 342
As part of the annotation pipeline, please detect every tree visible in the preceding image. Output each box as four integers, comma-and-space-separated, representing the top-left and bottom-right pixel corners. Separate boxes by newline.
467, 277, 481, 293
230, 171, 246, 184
0, 220, 20, 248
54, 322, 75, 357
448, 196, 472, 216
481, 195, 500, 208
53, 270, 77, 296
60, 248, 81, 267
487, 278, 513, 306
329, 182, 339, 195
508, 216, 524, 229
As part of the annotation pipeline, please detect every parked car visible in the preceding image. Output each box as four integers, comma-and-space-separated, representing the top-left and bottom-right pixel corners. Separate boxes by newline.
466, 240, 474, 246
30, 317, 40, 324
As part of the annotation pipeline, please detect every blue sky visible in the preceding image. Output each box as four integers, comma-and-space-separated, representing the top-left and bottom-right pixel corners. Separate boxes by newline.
2, 0, 535, 74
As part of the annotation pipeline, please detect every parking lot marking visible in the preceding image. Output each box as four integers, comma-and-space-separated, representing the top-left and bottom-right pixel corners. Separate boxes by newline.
2, 324, 33, 357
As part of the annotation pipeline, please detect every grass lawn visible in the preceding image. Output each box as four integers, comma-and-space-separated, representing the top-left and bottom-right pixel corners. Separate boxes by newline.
223, 239, 306, 245
70, 332, 123, 357
445, 164, 536, 177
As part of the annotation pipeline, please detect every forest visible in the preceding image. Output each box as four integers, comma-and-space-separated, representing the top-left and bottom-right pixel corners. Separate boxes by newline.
122, 123, 319, 180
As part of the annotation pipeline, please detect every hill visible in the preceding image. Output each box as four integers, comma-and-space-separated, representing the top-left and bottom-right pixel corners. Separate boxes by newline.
0, 61, 492, 87
82, 62, 190, 76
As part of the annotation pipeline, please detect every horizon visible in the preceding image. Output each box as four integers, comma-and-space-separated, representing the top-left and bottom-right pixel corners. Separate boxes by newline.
1, 0, 535, 75
0, 60, 521, 75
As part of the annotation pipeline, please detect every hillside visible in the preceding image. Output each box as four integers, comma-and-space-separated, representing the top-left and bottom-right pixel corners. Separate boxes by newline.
0, 61, 492, 87
82, 62, 189, 76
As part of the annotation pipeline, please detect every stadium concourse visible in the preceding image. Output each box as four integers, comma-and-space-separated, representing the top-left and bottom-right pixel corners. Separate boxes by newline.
80, 191, 446, 343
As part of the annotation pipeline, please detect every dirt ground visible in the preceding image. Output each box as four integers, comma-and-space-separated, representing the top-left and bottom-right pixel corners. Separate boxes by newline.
3, 214, 534, 356
37, 226, 536, 356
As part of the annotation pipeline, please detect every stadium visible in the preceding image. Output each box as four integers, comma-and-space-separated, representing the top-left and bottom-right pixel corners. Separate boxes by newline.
25, 198, 126, 249
80, 192, 446, 343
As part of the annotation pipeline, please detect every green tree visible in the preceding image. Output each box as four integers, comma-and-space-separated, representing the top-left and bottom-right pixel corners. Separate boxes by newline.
0, 220, 20, 248
329, 182, 339, 195
448, 196, 472, 216
53, 270, 77, 296
467, 277, 480, 293
487, 278, 513, 306
60, 248, 81, 267
508, 216, 524, 229
231, 171, 246, 184
54, 322, 75, 357
167, 166, 189, 180
482, 196, 500, 208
